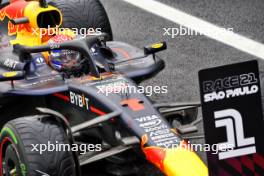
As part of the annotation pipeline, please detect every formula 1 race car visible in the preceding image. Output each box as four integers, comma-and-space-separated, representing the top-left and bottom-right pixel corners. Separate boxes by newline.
0, 0, 208, 175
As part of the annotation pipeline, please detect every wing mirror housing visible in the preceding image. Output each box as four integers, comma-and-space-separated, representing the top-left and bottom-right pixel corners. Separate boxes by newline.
144, 41, 167, 55
0, 71, 25, 82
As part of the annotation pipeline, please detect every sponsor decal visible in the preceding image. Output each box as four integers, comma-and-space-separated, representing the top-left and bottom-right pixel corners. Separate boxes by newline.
49, 43, 60, 50
139, 119, 162, 128
144, 124, 168, 133
135, 114, 159, 122
149, 129, 170, 137
199, 60, 264, 175
70, 91, 90, 110
136, 114, 180, 148
3, 58, 19, 69
34, 55, 46, 65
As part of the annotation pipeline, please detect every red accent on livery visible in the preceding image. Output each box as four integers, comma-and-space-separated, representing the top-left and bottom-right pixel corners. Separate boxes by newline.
53, 93, 106, 116
121, 99, 145, 111
0, 0, 30, 35
53, 93, 70, 101
0, 137, 13, 176
141, 134, 166, 172
49, 34, 73, 43
144, 147, 166, 171
90, 106, 106, 116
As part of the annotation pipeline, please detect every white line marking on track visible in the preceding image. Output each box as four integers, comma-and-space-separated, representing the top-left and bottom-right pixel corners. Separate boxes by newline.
122, 0, 264, 59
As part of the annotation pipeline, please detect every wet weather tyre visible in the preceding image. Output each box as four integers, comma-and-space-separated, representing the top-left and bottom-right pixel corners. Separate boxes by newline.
51, 0, 113, 40
0, 116, 76, 176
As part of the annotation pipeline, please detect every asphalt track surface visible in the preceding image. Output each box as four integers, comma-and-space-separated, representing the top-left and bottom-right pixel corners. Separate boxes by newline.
91, 0, 264, 175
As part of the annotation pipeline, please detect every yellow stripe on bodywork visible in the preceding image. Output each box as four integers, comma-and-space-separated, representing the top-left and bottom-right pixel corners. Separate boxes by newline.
164, 148, 208, 176
11, 1, 63, 46
24, 1, 62, 29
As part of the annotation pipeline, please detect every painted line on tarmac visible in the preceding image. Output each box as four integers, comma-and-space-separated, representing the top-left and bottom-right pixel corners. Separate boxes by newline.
122, 0, 264, 59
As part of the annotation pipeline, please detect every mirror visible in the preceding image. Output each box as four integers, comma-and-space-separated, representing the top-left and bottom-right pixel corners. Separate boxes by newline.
0, 71, 25, 82
144, 41, 167, 55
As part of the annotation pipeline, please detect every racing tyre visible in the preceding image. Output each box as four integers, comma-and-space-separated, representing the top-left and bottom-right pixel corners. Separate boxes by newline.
51, 0, 113, 40
0, 116, 76, 176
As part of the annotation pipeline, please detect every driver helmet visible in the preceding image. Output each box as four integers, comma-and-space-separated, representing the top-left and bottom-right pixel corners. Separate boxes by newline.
48, 34, 81, 72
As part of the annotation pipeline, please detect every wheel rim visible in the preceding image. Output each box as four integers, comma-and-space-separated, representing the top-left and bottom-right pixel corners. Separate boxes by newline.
4, 145, 20, 176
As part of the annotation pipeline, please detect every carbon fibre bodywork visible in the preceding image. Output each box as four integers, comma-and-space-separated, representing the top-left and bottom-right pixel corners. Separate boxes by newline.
0, 38, 208, 176
0, 39, 165, 130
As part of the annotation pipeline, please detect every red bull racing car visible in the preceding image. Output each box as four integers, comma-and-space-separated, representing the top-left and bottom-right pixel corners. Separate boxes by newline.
0, 0, 208, 175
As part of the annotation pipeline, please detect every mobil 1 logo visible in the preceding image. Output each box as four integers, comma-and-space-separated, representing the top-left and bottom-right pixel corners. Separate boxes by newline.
199, 60, 264, 176
135, 115, 181, 148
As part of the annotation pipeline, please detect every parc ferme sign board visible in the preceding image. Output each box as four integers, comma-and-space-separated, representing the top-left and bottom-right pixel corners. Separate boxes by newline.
199, 60, 264, 176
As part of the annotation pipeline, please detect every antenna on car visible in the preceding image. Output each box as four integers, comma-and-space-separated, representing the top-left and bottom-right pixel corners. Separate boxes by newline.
39, 0, 52, 8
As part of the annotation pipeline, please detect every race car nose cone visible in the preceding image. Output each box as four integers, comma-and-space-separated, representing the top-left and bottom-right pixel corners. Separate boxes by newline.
163, 148, 208, 176
143, 142, 208, 176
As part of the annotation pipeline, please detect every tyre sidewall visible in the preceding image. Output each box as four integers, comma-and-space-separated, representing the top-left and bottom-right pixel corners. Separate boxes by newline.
0, 124, 29, 176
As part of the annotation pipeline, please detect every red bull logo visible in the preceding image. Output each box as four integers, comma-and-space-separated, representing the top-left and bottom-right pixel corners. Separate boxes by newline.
141, 134, 208, 176
141, 134, 166, 171
0, 0, 30, 35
